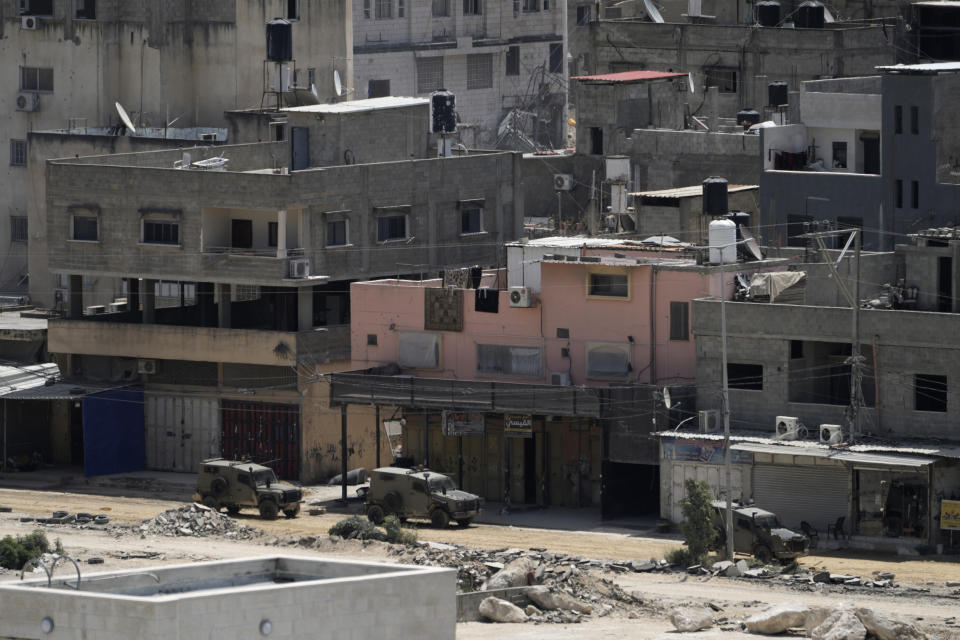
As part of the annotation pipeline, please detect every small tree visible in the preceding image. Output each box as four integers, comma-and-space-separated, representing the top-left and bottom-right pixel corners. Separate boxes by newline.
679, 479, 717, 564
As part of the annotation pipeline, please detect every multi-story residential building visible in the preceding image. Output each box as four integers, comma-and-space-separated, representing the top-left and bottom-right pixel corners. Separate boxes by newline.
2, 0, 351, 302
41, 99, 524, 482
352, 0, 566, 149
331, 236, 787, 516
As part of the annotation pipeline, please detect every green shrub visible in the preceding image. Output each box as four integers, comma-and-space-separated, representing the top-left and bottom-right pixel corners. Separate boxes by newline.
328, 516, 386, 541
679, 479, 718, 564
664, 547, 694, 567
383, 515, 417, 545
0, 531, 52, 570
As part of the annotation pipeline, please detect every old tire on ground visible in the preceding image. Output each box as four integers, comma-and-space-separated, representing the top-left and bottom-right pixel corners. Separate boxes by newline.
201, 495, 220, 511
283, 503, 301, 519
383, 491, 402, 513
456, 517, 473, 528
753, 544, 773, 564
226, 505, 241, 515
430, 508, 450, 529
211, 477, 228, 496
259, 499, 279, 520
367, 504, 385, 525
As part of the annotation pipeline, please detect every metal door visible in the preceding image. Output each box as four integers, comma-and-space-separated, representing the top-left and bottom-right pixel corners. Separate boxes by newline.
145, 395, 220, 472
291, 126, 309, 171
221, 400, 300, 480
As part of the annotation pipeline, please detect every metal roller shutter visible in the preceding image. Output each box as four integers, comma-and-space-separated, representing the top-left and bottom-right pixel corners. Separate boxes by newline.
145, 395, 221, 472
753, 464, 848, 532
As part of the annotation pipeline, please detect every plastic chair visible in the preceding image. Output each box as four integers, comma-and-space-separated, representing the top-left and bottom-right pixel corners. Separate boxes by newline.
801, 521, 819, 548
827, 516, 846, 540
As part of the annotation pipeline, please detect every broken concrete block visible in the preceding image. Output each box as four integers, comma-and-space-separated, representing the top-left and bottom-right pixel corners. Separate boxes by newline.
669, 606, 714, 632
478, 597, 528, 623
811, 609, 866, 640
804, 607, 837, 634
727, 560, 749, 577
526, 586, 592, 614
484, 557, 537, 590
630, 560, 657, 572
854, 607, 929, 640
524, 604, 542, 617
744, 602, 810, 634
711, 560, 733, 574
813, 571, 832, 583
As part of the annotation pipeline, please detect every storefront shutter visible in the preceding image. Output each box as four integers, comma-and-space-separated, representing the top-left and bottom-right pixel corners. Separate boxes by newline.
753, 464, 848, 533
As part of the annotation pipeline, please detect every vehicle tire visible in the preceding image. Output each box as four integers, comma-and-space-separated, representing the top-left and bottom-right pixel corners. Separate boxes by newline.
367, 504, 385, 525
211, 477, 228, 497
283, 504, 301, 519
201, 495, 220, 512
259, 499, 279, 520
430, 508, 450, 529
226, 505, 241, 515
383, 491, 402, 513
753, 544, 773, 565
456, 517, 473, 528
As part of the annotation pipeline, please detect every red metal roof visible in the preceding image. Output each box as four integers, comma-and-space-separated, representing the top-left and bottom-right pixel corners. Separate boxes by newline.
572, 70, 689, 83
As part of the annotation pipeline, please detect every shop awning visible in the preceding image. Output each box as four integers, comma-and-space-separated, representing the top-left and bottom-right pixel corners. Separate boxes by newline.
732, 442, 936, 469
1, 380, 126, 400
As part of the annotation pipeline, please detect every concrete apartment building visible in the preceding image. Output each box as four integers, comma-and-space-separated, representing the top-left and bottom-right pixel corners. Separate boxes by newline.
352, 0, 567, 148
2, 0, 351, 302
41, 99, 524, 482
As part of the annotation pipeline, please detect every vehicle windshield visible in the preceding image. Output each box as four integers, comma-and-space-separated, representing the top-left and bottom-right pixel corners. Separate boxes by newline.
755, 514, 780, 529
254, 470, 278, 486
428, 476, 456, 492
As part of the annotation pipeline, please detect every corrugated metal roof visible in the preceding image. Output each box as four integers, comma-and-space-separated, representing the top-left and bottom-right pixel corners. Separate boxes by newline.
283, 96, 429, 114
572, 70, 689, 84
632, 184, 758, 198
876, 62, 960, 73
0, 363, 60, 396
3, 381, 128, 400
732, 442, 935, 468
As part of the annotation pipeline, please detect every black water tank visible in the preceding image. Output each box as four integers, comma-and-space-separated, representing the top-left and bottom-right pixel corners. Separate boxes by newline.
702, 177, 729, 217
430, 90, 457, 134
266, 19, 293, 62
796, 1, 825, 28
768, 81, 789, 107
756, 1, 780, 26
737, 108, 761, 129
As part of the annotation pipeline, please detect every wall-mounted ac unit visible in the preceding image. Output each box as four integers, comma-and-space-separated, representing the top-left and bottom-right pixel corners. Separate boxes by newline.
774, 415, 800, 440
509, 286, 532, 308
288, 258, 310, 278
200, 133, 217, 142
21, 15, 39, 29
550, 371, 570, 386
698, 409, 720, 433
553, 174, 574, 191
16, 93, 40, 112
819, 424, 843, 445
137, 359, 157, 375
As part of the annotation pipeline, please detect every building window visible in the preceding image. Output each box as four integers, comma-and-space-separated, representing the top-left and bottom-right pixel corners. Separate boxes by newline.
523, 0, 540, 11
467, 54, 493, 90
790, 340, 803, 359
10, 216, 27, 243
895, 179, 903, 208
377, 214, 407, 242
588, 271, 628, 298
75, 0, 96, 19
506, 46, 520, 76
286, 0, 299, 19
912, 180, 919, 209
463, 0, 482, 14
416, 57, 444, 94
586, 343, 631, 379
9, 139, 26, 166
72, 215, 98, 242
375, 0, 392, 18
576, 4, 591, 23
398, 0, 405, 17
399, 331, 440, 369
268, 221, 278, 247
20, 67, 53, 92
548, 43, 563, 74
363, 0, 371, 18
326, 219, 348, 246
368, 79, 391, 98
915, 374, 947, 412
477, 344, 542, 377
590, 127, 603, 155
704, 68, 737, 93
832, 141, 847, 169
910, 106, 918, 135
308, 68, 316, 89
669, 301, 689, 341
142, 220, 179, 245
367, 333, 378, 346
727, 363, 763, 390
433, 0, 450, 15
23, 0, 53, 15
894, 105, 903, 134
460, 203, 483, 234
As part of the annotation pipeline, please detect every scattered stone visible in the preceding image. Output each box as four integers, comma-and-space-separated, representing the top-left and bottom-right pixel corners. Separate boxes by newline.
669, 606, 714, 632
744, 602, 810, 634
0, 506, 12, 513
526, 586, 592, 614
308, 507, 326, 516
87, 557, 104, 565
478, 596, 528, 623
743, 568, 769, 579
712, 560, 734, 574
813, 571, 832, 583
946, 581, 960, 587
854, 607, 929, 640
811, 609, 866, 640
874, 571, 895, 581
524, 604, 542, 617
485, 557, 537, 590
129, 504, 260, 540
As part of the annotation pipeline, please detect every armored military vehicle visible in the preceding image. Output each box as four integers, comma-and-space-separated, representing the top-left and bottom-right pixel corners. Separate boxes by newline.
364, 467, 481, 528
194, 458, 302, 520
711, 501, 808, 563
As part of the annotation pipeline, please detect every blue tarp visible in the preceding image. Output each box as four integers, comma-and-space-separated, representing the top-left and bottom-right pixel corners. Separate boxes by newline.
82, 388, 145, 477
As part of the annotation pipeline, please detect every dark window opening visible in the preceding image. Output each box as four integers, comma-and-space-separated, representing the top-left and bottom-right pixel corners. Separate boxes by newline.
549, 43, 563, 74
669, 301, 689, 341
895, 179, 903, 208
894, 105, 903, 134
576, 5, 591, 23
367, 334, 378, 346
268, 221, 278, 248
463, 0, 482, 14
522, 0, 539, 11
727, 363, 763, 390
20, 67, 53, 92
10, 216, 27, 243
368, 79, 391, 98
274, 124, 285, 142
938, 256, 952, 312
861, 133, 880, 174
915, 374, 947, 412
786, 214, 812, 247
705, 68, 737, 93
143, 220, 179, 245
790, 340, 803, 359
460, 204, 483, 234
588, 273, 628, 297
911, 180, 919, 209
326, 219, 348, 247
75, 0, 96, 19
556, 327, 570, 339
24, 0, 52, 15
910, 105, 919, 134
506, 46, 520, 76
590, 127, 603, 155
832, 141, 847, 169
231, 219, 253, 249
788, 341, 876, 407
72, 216, 98, 242
377, 215, 406, 242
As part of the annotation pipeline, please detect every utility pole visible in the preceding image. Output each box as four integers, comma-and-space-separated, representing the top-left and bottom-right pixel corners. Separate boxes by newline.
720, 257, 734, 561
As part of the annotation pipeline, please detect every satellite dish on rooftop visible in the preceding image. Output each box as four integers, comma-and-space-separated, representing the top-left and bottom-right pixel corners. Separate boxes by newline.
334, 70, 343, 97
662, 387, 673, 409
688, 72, 696, 93
310, 82, 319, 102
740, 225, 764, 262
643, 0, 665, 23
115, 101, 136, 134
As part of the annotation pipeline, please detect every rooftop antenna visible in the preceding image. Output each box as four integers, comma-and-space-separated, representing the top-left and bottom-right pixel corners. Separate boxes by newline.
333, 70, 354, 99
115, 101, 136, 135
688, 72, 696, 93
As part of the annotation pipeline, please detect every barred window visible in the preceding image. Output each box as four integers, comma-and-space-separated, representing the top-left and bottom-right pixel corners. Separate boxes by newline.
375, 0, 392, 18
467, 54, 493, 90
416, 57, 444, 94
143, 220, 179, 245
20, 67, 53, 92
10, 216, 27, 243
463, 0, 482, 14
10, 140, 26, 166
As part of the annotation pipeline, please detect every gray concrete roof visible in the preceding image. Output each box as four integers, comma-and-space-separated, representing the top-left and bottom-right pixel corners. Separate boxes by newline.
0, 311, 48, 331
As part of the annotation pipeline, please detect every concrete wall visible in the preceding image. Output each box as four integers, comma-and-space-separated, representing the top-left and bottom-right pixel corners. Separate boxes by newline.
635, 188, 759, 243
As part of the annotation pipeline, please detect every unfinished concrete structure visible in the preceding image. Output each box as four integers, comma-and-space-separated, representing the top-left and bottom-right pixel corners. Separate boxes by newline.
1, 0, 352, 299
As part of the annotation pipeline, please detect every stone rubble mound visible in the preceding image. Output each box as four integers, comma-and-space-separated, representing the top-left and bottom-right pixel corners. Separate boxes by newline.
743, 601, 929, 639
133, 503, 261, 540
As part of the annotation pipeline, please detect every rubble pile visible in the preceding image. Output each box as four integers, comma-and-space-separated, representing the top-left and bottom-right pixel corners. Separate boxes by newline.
742, 601, 929, 640
131, 504, 261, 540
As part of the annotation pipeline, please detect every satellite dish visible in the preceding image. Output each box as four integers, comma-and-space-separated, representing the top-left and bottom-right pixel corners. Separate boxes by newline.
643, 0, 665, 23
688, 72, 695, 93
115, 101, 136, 134
662, 387, 673, 409
740, 226, 764, 262
310, 82, 319, 102
334, 70, 343, 97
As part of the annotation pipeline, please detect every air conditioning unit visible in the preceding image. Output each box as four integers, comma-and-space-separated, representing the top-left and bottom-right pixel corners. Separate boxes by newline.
137, 359, 157, 375
16, 93, 40, 112
200, 133, 217, 142
553, 174, 574, 191
21, 15, 39, 29
550, 371, 570, 386
819, 424, 843, 445
508, 285, 532, 308
288, 258, 310, 278
774, 415, 800, 441
698, 409, 720, 433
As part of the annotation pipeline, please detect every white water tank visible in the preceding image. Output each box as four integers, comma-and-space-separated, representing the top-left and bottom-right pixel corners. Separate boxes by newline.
604, 155, 630, 182
709, 219, 737, 264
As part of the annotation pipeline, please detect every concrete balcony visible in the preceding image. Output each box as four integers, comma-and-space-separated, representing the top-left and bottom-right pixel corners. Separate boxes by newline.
48, 320, 350, 367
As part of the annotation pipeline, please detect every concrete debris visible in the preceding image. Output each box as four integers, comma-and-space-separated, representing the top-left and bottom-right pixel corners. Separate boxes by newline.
810, 609, 866, 640
524, 604, 542, 617
131, 504, 261, 539
744, 602, 811, 634
485, 557, 538, 590
854, 607, 929, 640
526, 585, 593, 614
478, 596, 528, 623
669, 606, 714, 632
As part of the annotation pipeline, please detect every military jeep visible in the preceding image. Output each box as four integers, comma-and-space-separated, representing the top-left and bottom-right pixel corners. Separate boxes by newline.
193, 458, 302, 520
364, 467, 481, 528
711, 501, 808, 563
